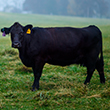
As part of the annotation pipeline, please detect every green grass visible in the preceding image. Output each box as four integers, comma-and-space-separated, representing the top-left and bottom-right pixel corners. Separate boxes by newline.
0, 12, 110, 110
1, 12, 110, 27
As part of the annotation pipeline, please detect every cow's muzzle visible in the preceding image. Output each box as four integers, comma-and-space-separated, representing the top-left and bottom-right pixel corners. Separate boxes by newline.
12, 42, 21, 48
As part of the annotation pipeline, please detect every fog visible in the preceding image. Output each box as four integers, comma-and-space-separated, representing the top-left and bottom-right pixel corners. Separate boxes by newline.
0, 0, 110, 18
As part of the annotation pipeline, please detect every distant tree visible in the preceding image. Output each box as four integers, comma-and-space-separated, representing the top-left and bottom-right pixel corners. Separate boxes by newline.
97, 0, 108, 18
67, 0, 76, 15
23, 0, 54, 14
23, 0, 68, 15
55, 0, 68, 15
23, 0, 109, 18
68, 0, 108, 18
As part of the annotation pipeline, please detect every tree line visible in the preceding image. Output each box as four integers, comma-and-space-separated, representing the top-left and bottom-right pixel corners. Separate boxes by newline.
23, 0, 109, 18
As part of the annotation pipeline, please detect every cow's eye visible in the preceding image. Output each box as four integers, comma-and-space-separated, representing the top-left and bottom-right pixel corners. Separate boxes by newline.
20, 32, 23, 36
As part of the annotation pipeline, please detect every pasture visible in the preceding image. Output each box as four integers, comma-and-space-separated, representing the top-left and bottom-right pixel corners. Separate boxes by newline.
0, 12, 110, 110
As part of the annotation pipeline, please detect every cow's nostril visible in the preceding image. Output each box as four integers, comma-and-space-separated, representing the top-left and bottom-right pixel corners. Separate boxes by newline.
13, 42, 20, 48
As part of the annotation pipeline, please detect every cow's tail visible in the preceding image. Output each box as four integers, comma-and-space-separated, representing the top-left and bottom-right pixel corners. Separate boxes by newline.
96, 30, 104, 69
96, 30, 105, 83
100, 31, 104, 67
93, 25, 104, 66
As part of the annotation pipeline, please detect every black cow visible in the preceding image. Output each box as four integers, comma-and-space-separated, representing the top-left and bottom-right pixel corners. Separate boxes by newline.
1, 22, 105, 91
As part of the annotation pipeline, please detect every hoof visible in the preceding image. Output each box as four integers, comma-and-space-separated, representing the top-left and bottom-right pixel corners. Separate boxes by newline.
31, 87, 39, 91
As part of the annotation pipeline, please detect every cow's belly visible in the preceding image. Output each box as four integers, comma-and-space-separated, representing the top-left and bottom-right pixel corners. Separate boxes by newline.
47, 60, 74, 66
46, 54, 85, 66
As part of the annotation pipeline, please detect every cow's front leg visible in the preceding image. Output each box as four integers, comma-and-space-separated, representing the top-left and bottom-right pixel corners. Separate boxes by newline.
32, 60, 45, 91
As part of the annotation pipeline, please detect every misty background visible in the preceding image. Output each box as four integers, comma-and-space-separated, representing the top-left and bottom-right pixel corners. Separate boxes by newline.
0, 0, 110, 18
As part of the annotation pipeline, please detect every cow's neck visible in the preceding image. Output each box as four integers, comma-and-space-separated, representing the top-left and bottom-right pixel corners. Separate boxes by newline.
18, 35, 31, 57
17, 36, 33, 67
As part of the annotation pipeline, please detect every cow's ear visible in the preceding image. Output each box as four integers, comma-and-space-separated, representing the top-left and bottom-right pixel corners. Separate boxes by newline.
1, 27, 10, 36
23, 24, 33, 34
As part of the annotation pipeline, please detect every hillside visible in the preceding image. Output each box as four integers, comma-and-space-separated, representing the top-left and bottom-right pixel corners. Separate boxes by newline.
0, 12, 110, 28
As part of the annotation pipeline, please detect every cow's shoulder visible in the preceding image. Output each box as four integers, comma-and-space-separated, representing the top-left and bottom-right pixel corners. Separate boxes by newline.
31, 27, 43, 32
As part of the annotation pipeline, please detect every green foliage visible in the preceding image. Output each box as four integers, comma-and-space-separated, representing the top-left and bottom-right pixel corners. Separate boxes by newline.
0, 12, 110, 110
23, 0, 109, 18
68, 0, 108, 18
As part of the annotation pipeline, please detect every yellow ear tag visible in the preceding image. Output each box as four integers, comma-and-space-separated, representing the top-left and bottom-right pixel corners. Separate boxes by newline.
26, 29, 31, 34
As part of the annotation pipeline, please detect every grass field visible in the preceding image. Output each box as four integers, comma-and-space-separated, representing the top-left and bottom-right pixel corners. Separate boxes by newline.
0, 12, 110, 110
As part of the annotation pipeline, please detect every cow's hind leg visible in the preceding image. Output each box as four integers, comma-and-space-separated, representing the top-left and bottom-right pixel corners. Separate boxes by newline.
84, 53, 96, 84
96, 58, 105, 83
84, 66, 95, 84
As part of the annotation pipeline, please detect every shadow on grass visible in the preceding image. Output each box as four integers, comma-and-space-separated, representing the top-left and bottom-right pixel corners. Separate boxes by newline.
0, 49, 18, 56
15, 66, 33, 74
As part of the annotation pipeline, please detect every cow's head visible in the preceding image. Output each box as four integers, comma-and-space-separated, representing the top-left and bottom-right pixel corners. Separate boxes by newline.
1, 22, 33, 48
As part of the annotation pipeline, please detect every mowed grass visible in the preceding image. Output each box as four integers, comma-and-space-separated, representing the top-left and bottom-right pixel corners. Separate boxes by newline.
0, 12, 110, 110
